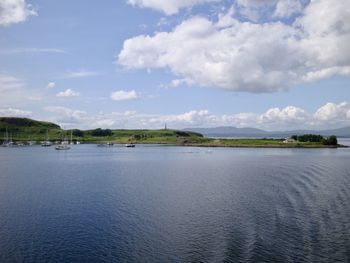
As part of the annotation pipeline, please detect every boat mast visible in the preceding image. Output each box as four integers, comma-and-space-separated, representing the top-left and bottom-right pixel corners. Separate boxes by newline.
4, 127, 8, 144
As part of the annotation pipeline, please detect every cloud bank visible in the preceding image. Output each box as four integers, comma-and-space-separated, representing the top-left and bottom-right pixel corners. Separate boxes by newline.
44, 102, 350, 130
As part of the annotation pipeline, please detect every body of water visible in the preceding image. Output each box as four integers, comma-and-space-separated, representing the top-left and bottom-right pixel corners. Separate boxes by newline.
0, 145, 349, 262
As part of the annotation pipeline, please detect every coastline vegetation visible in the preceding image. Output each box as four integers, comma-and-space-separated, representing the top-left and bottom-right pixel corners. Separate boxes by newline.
0, 117, 344, 148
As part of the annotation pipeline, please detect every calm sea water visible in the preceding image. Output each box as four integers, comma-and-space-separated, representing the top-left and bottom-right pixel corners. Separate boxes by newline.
0, 145, 349, 262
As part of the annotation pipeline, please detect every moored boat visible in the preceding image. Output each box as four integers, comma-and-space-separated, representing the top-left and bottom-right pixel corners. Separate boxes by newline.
55, 131, 71, 150
55, 145, 70, 150
41, 130, 52, 147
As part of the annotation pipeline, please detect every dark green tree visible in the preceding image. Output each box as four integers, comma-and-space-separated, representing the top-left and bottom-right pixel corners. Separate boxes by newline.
91, 128, 112, 137
326, 135, 338, 145
72, 129, 84, 137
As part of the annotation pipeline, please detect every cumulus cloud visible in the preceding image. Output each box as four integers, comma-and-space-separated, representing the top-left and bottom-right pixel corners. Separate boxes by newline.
118, 0, 350, 93
127, 0, 218, 15
56, 89, 80, 97
0, 0, 37, 26
46, 82, 55, 89
314, 102, 350, 122
0, 107, 32, 117
110, 90, 140, 101
259, 106, 307, 124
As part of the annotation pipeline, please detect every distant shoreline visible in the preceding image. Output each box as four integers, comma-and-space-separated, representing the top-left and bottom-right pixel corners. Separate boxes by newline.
1, 117, 347, 149
79, 141, 348, 149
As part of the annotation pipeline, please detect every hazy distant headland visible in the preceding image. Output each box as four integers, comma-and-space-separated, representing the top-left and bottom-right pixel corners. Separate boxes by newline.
0, 117, 344, 148
184, 126, 350, 138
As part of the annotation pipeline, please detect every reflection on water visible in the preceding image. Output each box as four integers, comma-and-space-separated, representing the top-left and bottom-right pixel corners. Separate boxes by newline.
0, 145, 349, 262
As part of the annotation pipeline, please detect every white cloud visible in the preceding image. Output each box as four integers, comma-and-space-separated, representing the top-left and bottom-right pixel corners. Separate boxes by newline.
127, 0, 218, 15
302, 67, 350, 82
118, 0, 350, 93
314, 102, 350, 122
62, 70, 102, 79
0, 0, 37, 26
56, 89, 80, 97
46, 82, 55, 89
0, 107, 32, 117
260, 106, 307, 123
110, 90, 140, 101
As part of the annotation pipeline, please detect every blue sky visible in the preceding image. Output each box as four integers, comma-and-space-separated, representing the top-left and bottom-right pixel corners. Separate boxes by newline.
0, 0, 349, 130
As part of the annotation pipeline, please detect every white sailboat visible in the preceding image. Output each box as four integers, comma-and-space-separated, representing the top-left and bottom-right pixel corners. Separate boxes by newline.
70, 130, 74, 145
41, 130, 52, 147
55, 131, 70, 150
2, 128, 11, 147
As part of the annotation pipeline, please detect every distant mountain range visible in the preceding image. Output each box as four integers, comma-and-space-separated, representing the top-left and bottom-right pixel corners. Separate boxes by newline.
184, 126, 350, 138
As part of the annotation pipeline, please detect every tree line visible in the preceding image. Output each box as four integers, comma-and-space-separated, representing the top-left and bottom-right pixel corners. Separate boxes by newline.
291, 134, 338, 145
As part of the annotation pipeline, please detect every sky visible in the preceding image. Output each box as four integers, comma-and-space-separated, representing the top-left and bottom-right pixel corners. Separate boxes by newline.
0, 0, 349, 131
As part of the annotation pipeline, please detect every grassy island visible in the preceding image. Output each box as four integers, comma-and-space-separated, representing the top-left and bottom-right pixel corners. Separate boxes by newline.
0, 117, 345, 148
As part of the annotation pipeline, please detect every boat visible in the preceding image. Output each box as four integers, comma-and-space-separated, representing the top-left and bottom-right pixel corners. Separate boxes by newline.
97, 142, 114, 147
55, 145, 70, 150
125, 143, 135, 148
2, 128, 12, 147
41, 130, 52, 147
70, 130, 74, 145
41, 141, 52, 147
2, 129, 15, 147
28, 141, 36, 146
55, 132, 70, 150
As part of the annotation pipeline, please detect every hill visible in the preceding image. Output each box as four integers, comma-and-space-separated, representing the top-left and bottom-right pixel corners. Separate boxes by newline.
0, 117, 62, 140
0, 117, 203, 143
0, 117, 60, 130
